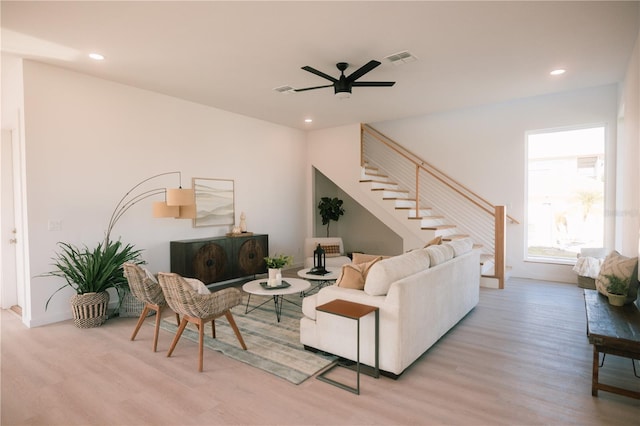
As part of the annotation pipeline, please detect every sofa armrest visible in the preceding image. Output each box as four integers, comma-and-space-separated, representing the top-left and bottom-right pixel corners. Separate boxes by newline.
314, 284, 388, 311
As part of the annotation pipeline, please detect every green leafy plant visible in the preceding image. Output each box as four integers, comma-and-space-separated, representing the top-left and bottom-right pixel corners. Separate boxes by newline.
43, 240, 143, 310
605, 274, 629, 296
318, 196, 345, 237
264, 254, 293, 269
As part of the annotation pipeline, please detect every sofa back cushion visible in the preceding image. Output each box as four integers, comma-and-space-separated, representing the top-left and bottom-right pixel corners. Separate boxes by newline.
364, 249, 431, 296
425, 244, 454, 266
445, 237, 474, 257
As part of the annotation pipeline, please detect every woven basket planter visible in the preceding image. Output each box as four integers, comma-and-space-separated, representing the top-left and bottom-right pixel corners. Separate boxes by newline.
70, 292, 110, 328
118, 289, 153, 318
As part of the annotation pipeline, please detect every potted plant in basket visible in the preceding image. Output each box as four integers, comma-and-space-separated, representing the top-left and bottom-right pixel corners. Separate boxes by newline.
42, 240, 142, 328
604, 274, 629, 306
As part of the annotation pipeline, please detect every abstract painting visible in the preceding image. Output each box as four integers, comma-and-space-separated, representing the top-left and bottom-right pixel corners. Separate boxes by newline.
192, 178, 235, 227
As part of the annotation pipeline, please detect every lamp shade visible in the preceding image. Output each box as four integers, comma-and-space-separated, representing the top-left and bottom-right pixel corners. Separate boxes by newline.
177, 203, 196, 219
166, 188, 195, 206
152, 201, 179, 218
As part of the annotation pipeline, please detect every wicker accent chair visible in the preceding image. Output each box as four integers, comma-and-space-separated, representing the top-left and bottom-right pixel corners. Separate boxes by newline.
157, 272, 247, 372
123, 263, 180, 352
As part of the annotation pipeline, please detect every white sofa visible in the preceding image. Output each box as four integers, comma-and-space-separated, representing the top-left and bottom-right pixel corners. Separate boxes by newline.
303, 237, 352, 269
300, 238, 480, 377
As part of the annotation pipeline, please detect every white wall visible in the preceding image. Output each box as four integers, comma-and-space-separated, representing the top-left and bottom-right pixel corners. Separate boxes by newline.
21, 61, 307, 326
373, 85, 620, 283
617, 29, 640, 257
313, 169, 403, 255
307, 124, 424, 252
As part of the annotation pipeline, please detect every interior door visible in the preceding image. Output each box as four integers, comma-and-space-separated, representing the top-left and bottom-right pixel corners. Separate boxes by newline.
1, 129, 19, 310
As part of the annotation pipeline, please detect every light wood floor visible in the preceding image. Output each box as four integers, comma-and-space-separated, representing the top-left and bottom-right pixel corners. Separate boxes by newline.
2, 278, 639, 425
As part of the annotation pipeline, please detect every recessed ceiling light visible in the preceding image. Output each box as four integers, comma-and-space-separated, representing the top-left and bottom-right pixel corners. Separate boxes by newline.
89, 53, 105, 61
550, 69, 566, 76
304, 118, 313, 123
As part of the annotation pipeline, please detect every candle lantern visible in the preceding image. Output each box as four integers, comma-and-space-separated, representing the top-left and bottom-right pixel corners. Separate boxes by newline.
310, 243, 327, 275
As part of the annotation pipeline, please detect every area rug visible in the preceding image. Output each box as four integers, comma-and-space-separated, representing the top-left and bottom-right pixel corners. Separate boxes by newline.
156, 294, 336, 384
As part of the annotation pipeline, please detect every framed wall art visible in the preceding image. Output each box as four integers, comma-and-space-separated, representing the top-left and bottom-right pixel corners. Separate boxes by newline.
192, 178, 235, 228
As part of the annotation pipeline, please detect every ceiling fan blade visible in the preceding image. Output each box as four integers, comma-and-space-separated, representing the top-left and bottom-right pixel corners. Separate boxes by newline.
346, 60, 381, 82
301, 66, 338, 83
351, 81, 396, 87
294, 84, 334, 92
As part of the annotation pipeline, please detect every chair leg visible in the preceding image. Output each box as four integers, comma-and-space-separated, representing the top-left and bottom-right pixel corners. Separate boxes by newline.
167, 318, 188, 358
197, 318, 205, 372
211, 319, 216, 338
175, 312, 180, 325
225, 311, 247, 350
152, 306, 161, 352
130, 305, 150, 341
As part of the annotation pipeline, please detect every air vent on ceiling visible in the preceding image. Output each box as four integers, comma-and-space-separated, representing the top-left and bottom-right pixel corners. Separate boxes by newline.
273, 85, 295, 94
384, 50, 418, 65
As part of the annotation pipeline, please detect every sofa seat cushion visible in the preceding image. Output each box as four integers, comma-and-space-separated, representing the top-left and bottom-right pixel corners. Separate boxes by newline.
364, 249, 431, 296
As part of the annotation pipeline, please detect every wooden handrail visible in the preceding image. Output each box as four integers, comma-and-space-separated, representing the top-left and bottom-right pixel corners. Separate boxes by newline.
361, 123, 516, 289
362, 124, 519, 224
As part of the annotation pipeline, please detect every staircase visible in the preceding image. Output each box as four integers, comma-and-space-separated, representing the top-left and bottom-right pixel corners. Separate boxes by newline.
359, 124, 517, 288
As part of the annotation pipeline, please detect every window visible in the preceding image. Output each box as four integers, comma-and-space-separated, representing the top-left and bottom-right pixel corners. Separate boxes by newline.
526, 126, 605, 263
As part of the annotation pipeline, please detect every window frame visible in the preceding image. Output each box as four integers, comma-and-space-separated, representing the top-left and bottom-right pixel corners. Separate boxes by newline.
523, 123, 609, 265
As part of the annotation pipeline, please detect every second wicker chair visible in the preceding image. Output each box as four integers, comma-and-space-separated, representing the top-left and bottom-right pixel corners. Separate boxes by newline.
157, 272, 247, 372
123, 263, 180, 352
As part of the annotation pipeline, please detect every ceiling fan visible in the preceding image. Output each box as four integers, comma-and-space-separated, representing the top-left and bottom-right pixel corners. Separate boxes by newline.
295, 60, 395, 98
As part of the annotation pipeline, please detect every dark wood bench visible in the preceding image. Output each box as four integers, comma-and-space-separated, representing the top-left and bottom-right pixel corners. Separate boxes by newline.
584, 289, 640, 399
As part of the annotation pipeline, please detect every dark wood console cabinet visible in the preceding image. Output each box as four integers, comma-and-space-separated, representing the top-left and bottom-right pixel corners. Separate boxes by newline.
170, 234, 268, 284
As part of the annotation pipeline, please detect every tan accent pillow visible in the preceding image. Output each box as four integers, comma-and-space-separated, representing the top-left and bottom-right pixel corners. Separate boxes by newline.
424, 236, 442, 247
595, 251, 638, 296
320, 244, 341, 258
352, 253, 384, 264
336, 257, 382, 290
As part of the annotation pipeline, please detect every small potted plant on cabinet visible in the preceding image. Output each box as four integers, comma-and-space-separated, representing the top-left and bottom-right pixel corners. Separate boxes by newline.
604, 274, 629, 306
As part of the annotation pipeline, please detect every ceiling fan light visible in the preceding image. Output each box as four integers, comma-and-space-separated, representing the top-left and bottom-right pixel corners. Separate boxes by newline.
335, 90, 351, 100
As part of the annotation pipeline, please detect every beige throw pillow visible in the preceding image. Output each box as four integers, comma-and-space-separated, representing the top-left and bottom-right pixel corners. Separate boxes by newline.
184, 277, 211, 295
424, 236, 442, 247
336, 256, 382, 290
595, 251, 638, 296
352, 253, 385, 264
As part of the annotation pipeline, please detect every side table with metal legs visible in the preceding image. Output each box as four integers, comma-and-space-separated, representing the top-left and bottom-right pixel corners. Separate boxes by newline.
315, 299, 379, 395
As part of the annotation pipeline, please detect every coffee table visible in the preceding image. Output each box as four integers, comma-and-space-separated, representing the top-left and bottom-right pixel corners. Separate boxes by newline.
297, 267, 340, 294
242, 277, 310, 322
